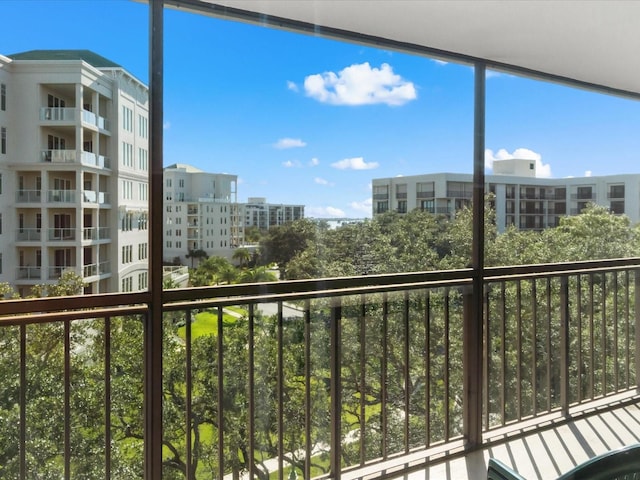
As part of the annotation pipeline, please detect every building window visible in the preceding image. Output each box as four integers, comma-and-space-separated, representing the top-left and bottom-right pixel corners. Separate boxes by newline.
138, 242, 148, 260
122, 245, 133, 263
138, 114, 148, 138
376, 201, 388, 214
395, 184, 407, 199
1, 127, 6, 154
610, 201, 625, 214
577, 186, 593, 200
179, 179, 185, 188
122, 106, 133, 132
373, 185, 389, 200
0, 84, 5, 111
609, 184, 625, 199
122, 142, 134, 167
397, 200, 407, 213
121, 276, 133, 292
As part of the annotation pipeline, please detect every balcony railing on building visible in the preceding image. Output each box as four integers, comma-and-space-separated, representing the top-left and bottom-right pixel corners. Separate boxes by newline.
83, 227, 110, 241
48, 228, 76, 241
0, 258, 637, 479
16, 228, 42, 242
41, 149, 110, 169
41, 107, 110, 132
48, 190, 76, 203
15, 190, 41, 203
83, 261, 110, 277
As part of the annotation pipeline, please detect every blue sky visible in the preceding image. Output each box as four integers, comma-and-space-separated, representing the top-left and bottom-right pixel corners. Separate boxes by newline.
2, 0, 639, 218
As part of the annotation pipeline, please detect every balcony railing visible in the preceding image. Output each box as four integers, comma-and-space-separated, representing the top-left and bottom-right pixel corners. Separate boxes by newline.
47, 265, 78, 280
0, 258, 637, 479
48, 190, 76, 203
48, 228, 76, 241
82, 191, 110, 204
15, 190, 42, 203
83, 227, 110, 241
16, 228, 42, 241
41, 149, 77, 163
15, 266, 42, 280
40, 107, 76, 122
83, 261, 111, 277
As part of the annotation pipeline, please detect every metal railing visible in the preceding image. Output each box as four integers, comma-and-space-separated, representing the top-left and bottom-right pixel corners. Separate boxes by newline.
0, 259, 637, 479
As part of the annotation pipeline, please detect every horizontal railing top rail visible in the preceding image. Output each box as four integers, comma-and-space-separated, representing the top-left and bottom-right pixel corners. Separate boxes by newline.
2, 257, 637, 320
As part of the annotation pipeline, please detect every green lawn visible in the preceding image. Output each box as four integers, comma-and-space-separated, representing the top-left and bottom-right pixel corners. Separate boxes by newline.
176, 309, 239, 340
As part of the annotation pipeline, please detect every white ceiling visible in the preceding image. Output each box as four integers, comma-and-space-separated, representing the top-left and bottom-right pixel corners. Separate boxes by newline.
170, 0, 640, 98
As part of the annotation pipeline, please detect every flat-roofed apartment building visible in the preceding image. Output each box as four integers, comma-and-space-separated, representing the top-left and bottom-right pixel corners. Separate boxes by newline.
163, 163, 241, 263
373, 158, 640, 231
0, 50, 149, 295
242, 197, 304, 231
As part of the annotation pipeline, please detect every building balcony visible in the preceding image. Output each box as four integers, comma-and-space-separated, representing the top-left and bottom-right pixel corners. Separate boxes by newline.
40, 107, 110, 133
47, 189, 76, 203
417, 191, 435, 198
570, 193, 596, 200
15, 266, 42, 280
46, 265, 78, 280
83, 260, 110, 277
15, 228, 42, 242
1, 258, 636, 479
82, 191, 110, 205
41, 149, 110, 169
47, 228, 76, 241
15, 190, 42, 203
82, 227, 110, 241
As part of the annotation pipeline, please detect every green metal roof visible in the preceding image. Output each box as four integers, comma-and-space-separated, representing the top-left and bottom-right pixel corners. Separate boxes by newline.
7, 50, 121, 69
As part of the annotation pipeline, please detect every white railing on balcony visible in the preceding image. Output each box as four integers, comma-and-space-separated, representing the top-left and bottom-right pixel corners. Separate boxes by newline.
15, 190, 42, 203
47, 265, 78, 280
97, 116, 110, 131
40, 107, 76, 122
16, 228, 41, 242
42, 149, 77, 163
82, 262, 110, 277
80, 151, 96, 166
82, 109, 97, 126
83, 227, 110, 241
15, 266, 42, 280
48, 228, 76, 241
48, 190, 76, 203
82, 191, 109, 204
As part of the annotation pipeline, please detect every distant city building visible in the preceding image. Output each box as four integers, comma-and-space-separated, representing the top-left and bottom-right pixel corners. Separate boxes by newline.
372, 158, 640, 231
163, 163, 240, 263
241, 197, 304, 231
0, 50, 149, 296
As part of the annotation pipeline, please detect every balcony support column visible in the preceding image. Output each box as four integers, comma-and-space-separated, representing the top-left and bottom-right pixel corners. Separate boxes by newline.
146, 1, 165, 479
330, 299, 342, 480
464, 61, 486, 448
636, 270, 640, 391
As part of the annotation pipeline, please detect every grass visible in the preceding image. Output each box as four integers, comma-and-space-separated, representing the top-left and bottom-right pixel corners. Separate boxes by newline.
176, 309, 239, 340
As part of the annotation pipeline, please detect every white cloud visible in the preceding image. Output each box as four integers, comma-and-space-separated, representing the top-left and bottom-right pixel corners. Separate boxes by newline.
433, 59, 448, 66
485, 147, 552, 178
314, 177, 334, 186
282, 160, 301, 168
163, 121, 171, 130
304, 62, 417, 106
274, 137, 307, 149
309, 157, 320, 167
331, 156, 379, 170
584, 170, 592, 177
306, 206, 346, 218
287, 80, 298, 92
350, 198, 373, 214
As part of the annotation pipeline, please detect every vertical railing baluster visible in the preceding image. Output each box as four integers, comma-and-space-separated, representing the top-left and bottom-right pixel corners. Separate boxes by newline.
105, 317, 111, 480
546, 278, 551, 411
516, 280, 522, 421
613, 272, 619, 391
500, 282, 506, 426
625, 271, 631, 388
602, 273, 607, 394
531, 279, 538, 416
248, 304, 256, 480
589, 273, 595, 399
185, 309, 192, 480
560, 276, 569, 415
635, 270, 640, 390
303, 300, 311, 480
425, 290, 431, 446
381, 293, 388, 457
64, 320, 71, 480
403, 291, 410, 452
444, 288, 450, 441
577, 275, 583, 402
483, 285, 490, 430
329, 298, 342, 480
359, 295, 366, 464
277, 302, 284, 480
20, 324, 26, 480
217, 307, 224, 480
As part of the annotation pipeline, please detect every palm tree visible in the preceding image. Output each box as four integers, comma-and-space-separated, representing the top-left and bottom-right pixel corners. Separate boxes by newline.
186, 248, 208, 268
239, 266, 277, 284
232, 247, 251, 268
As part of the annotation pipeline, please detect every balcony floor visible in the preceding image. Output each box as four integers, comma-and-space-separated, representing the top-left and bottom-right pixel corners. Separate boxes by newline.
351, 392, 640, 480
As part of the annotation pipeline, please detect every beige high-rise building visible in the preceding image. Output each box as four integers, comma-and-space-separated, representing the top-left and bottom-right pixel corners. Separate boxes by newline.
0, 50, 149, 295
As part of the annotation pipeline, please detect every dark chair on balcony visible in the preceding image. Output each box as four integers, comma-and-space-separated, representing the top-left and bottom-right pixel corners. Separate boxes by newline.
488, 444, 640, 480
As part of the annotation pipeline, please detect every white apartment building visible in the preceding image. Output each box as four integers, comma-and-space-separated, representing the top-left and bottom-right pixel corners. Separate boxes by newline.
0, 50, 149, 296
163, 164, 240, 263
242, 197, 304, 231
372, 158, 640, 232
